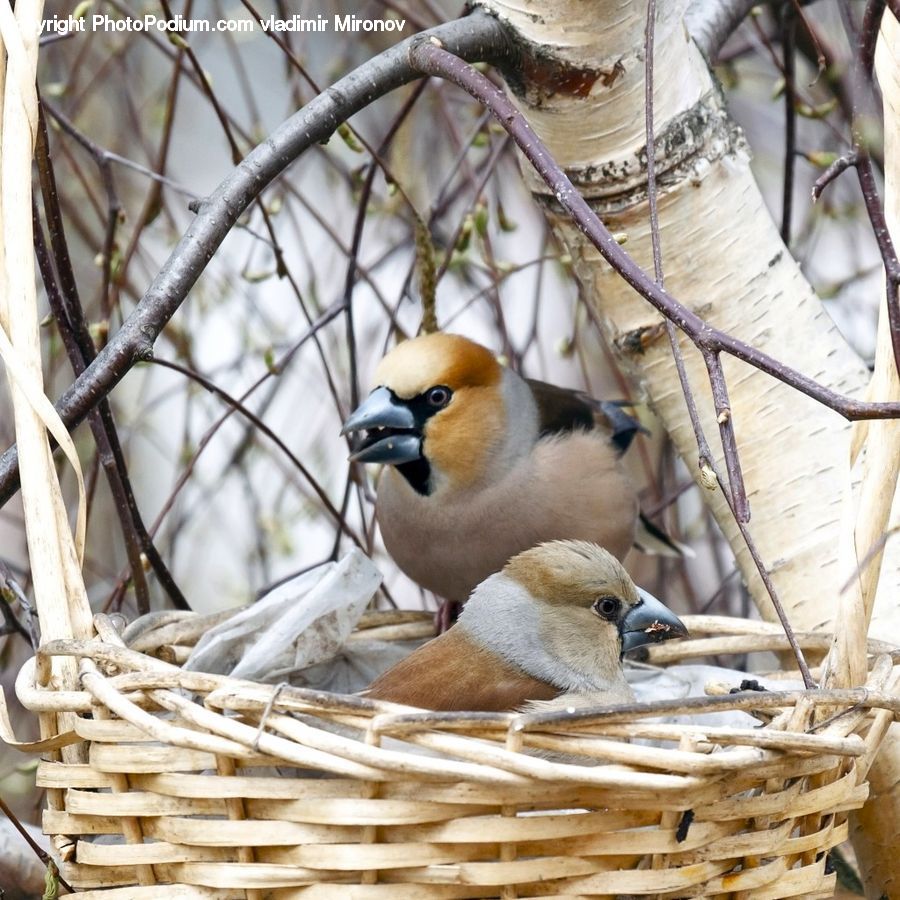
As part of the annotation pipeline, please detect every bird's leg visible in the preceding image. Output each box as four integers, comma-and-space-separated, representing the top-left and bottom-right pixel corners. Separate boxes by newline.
435, 598, 461, 634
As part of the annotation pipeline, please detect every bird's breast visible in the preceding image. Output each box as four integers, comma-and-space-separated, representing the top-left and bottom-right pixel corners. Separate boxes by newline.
376, 430, 638, 604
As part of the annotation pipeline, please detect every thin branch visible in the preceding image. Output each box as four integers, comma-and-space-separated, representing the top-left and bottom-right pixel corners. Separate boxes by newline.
112, 26, 188, 317
645, 0, 751, 523
144, 301, 365, 549
701, 349, 749, 523
333, 78, 430, 562
406, 38, 900, 425
0, 795, 73, 894
0, 12, 511, 509
32, 212, 150, 616
159, 0, 289, 279
789, 0, 826, 82
812, 149, 860, 200
643, 0, 810, 683
34, 104, 190, 613
781, 3, 797, 245
817, 0, 900, 378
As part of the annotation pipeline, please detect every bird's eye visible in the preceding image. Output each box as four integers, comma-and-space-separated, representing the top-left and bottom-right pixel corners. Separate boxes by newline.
426, 386, 453, 408
593, 596, 620, 620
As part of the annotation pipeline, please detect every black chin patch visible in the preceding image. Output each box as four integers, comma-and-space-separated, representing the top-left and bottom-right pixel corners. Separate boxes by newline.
397, 457, 432, 495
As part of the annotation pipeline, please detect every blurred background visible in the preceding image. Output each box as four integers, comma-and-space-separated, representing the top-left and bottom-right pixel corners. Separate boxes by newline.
0, 0, 885, 841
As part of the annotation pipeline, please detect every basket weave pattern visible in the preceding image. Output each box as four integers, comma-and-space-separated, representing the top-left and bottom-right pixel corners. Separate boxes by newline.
17, 612, 899, 899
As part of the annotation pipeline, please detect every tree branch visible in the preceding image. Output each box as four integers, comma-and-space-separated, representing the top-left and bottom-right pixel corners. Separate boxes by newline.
643, 0, 812, 685
33, 104, 190, 612
407, 38, 900, 424
816, 1, 900, 378
0, 11, 512, 508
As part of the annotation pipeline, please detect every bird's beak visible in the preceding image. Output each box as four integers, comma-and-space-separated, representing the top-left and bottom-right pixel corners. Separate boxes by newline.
620, 587, 688, 653
341, 386, 424, 465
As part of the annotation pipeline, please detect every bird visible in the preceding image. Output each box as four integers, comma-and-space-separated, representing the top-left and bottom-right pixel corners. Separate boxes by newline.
341, 332, 681, 613
363, 541, 687, 711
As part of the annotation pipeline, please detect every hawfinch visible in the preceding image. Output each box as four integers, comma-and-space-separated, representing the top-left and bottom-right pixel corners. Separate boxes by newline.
364, 541, 687, 711
342, 332, 674, 607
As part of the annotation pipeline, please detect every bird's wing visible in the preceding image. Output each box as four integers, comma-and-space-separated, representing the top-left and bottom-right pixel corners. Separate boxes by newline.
525, 378, 644, 454
526, 379, 692, 558
363, 627, 558, 712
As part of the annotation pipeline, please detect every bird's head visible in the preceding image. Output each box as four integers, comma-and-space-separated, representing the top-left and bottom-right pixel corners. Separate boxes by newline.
341, 333, 506, 494
473, 541, 687, 689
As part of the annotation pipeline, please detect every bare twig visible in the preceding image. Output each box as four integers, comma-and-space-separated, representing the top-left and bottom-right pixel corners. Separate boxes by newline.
33, 105, 190, 613
142, 302, 366, 548
158, 0, 289, 279
333, 78, 430, 562
701, 349, 749, 523
781, 3, 797, 245
0, 12, 513, 508
642, 0, 810, 683
0, 796, 73, 894
815, 0, 900, 378
32, 213, 151, 615
407, 38, 900, 425
812, 149, 860, 200
789, 0, 826, 82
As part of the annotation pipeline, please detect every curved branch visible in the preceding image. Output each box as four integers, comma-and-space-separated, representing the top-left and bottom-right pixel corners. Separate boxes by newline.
0, 11, 512, 508
805, 2, 899, 377
407, 39, 900, 423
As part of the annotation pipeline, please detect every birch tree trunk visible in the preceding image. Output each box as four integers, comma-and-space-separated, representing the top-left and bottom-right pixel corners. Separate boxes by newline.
473, 0, 900, 894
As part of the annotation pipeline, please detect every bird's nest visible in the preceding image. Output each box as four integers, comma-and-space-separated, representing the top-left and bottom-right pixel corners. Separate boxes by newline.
7, 610, 899, 899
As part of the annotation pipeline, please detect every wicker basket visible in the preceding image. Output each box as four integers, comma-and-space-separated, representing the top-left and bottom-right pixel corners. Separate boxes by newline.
5, 608, 897, 899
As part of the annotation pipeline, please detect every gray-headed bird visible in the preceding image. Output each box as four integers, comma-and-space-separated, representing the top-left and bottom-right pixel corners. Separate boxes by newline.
364, 541, 687, 711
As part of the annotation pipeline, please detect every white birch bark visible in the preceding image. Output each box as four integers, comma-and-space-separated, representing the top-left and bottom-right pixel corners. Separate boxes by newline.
475, 0, 900, 893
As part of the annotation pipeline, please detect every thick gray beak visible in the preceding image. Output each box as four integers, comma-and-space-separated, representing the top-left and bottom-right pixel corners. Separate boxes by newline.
342, 387, 423, 465
342, 387, 416, 435
620, 588, 688, 653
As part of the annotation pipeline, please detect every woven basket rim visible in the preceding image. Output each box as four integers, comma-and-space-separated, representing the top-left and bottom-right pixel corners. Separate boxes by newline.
8, 610, 898, 898
12, 611, 899, 777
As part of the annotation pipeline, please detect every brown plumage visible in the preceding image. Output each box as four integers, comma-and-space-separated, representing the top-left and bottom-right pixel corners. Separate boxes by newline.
364, 628, 558, 711
342, 333, 666, 608
364, 541, 687, 712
